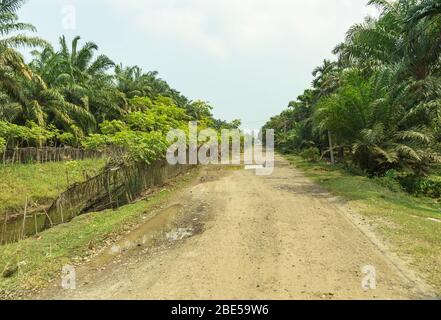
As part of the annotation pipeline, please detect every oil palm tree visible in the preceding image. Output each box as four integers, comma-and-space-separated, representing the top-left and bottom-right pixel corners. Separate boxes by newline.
0, 0, 49, 119
30, 36, 124, 128
115, 64, 152, 99
115, 64, 189, 107
406, 0, 441, 27
313, 66, 439, 174
0, 89, 20, 121
56, 36, 114, 83
312, 60, 340, 95
20, 77, 96, 132
335, 0, 441, 80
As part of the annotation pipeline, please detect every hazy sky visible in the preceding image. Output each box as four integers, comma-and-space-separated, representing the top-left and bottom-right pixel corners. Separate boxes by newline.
19, 0, 377, 129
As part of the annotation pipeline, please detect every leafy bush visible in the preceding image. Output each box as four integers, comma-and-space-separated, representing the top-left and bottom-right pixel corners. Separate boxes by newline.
0, 121, 31, 147
398, 175, 441, 198
0, 137, 5, 153
342, 162, 366, 176
83, 130, 168, 164
372, 176, 403, 193
129, 96, 154, 111
99, 120, 128, 135
27, 122, 57, 146
111, 131, 168, 164
0, 121, 72, 148
299, 147, 321, 162
57, 132, 77, 146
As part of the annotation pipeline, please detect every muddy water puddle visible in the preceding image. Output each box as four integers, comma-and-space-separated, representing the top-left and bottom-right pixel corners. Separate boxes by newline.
86, 202, 207, 270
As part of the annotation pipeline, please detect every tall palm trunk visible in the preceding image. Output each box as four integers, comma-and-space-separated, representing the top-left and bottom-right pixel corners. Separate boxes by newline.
328, 130, 335, 165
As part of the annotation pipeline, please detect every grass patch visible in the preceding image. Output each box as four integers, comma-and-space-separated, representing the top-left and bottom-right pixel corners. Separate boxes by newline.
0, 168, 199, 299
0, 159, 106, 217
285, 155, 441, 294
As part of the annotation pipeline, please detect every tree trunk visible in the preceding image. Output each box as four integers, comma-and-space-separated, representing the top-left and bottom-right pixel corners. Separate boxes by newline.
328, 130, 335, 165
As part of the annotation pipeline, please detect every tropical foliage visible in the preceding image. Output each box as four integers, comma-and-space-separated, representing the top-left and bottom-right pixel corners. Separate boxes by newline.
263, 0, 441, 195
0, 0, 238, 163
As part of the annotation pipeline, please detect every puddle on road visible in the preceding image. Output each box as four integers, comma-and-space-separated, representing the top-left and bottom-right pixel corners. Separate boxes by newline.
87, 204, 185, 269
120, 203, 184, 248
85, 200, 210, 272
166, 228, 194, 241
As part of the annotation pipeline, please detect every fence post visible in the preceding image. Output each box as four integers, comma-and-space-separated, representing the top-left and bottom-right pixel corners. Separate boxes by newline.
34, 212, 38, 236
21, 197, 28, 240
1, 212, 7, 245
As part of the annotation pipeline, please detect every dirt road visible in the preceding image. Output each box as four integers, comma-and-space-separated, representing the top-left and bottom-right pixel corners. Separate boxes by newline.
43, 155, 434, 300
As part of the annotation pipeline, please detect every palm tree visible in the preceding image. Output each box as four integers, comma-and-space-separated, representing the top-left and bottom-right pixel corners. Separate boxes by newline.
29, 36, 127, 128
333, 12, 403, 73
56, 36, 129, 124
115, 64, 189, 108
0, 0, 49, 100
406, 0, 441, 27
56, 36, 114, 82
335, 0, 441, 80
115, 64, 152, 99
0, 89, 20, 121
22, 78, 96, 132
265, 0, 441, 177
312, 63, 440, 174
404, 0, 441, 80
312, 60, 340, 96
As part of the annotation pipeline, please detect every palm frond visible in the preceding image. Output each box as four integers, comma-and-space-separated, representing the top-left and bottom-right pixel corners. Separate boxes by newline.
395, 130, 432, 144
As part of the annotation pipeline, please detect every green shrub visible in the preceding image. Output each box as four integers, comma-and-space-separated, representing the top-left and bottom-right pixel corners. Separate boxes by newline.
299, 147, 321, 162
83, 130, 168, 164
82, 134, 111, 151
57, 132, 76, 146
99, 120, 128, 135
342, 162, 366, 176
398, 175, 441, 198
372, 176, 403, 192
0, 137, 5, 153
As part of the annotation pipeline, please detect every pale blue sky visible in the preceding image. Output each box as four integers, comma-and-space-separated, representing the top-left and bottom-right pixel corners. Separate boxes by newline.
19, 0, 377, 129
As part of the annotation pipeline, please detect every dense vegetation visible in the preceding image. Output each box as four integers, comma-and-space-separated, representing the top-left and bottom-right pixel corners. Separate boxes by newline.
263, 0, 441, 197
0, 0, 239, 163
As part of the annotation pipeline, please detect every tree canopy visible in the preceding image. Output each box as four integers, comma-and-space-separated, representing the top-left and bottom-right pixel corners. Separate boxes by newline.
0, 0, 239, 163
264, 0, 441, 177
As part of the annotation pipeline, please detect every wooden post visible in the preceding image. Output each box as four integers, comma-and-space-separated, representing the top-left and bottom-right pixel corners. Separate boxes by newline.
328, 130, 335, 165
107, 172, 113, 208
60, 202, 64, 224
11, 147, 16, 165
43, 208, 53, 227
21, 197, 28, 240
2, 138, 7, 165
34, 212, 38, 236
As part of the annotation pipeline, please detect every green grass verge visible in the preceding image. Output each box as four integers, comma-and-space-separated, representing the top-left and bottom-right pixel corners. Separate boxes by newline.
285, 155, 441, 294
0, 168, 199, 299
0, 159, 106, 217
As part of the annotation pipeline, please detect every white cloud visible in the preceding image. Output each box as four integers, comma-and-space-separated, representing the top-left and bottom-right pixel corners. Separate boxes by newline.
106, 0, 377, 60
